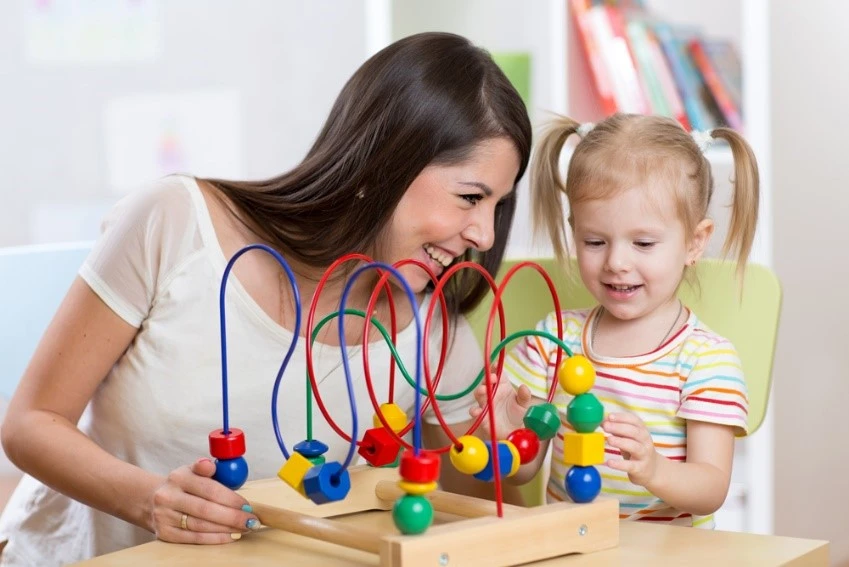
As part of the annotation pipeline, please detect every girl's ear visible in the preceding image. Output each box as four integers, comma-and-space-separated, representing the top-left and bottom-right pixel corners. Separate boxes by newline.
686, 219, 715, 265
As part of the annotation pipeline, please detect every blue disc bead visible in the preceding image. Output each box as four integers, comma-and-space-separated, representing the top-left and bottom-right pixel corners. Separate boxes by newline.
294, 439, 329, 458
213, 456, 249, 490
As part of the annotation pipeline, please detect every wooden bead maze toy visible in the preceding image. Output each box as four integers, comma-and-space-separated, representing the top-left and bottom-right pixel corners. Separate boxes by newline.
207, 245, 619, 566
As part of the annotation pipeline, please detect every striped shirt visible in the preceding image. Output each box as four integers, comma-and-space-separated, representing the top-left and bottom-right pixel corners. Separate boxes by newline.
505, 307, 748, 529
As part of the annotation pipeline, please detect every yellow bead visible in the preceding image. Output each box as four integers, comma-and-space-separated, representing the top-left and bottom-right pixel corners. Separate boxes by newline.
373, 403, 407, 433
557, 355, 596, 395
277, 452, 313, 495
562, 432, 605, 466
398, 480, 438, 495
449, 435, 488, 475
502, 440, 521, 477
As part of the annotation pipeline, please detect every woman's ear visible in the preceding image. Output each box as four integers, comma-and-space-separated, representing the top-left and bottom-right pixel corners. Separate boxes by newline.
686, 218, 715, 265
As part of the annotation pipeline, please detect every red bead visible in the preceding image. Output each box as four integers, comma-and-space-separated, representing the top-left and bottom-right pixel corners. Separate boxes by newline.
399, 449, 440, 483
209, 428, 245, 460
358, 428, 401, 467
507, 428, 540, 464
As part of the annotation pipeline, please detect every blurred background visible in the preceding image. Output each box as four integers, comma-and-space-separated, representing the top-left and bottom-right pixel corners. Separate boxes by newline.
0, 1, 846, 563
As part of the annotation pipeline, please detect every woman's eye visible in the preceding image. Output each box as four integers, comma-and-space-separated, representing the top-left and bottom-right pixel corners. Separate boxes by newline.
461, 194, 484, 205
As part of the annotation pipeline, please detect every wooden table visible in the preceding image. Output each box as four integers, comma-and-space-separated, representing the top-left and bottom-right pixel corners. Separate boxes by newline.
76, 468, 828, 567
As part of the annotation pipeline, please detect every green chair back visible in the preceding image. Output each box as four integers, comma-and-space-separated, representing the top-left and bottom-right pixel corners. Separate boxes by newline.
466, 258, 782, 505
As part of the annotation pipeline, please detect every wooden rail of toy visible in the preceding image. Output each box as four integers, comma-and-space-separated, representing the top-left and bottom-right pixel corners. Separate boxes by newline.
241, 466, 619, 567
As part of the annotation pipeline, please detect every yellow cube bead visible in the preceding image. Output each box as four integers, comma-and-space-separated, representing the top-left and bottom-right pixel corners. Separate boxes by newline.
562, 432, 605, 467
277, 452, 313, 495
397, 480, 438, 495
373, 403, 407, 433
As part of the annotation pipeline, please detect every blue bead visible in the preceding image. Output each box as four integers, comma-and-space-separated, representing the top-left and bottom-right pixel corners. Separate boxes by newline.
293, 439, 329, 458
564, 465, 601, 503
472, 441, 514, 482
213, 457, 249, 490
303, 461, 351, 504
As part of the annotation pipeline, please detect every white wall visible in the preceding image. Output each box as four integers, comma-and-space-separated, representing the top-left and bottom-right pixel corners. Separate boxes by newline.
0, 1, 369, 247
771, 3, 849, 565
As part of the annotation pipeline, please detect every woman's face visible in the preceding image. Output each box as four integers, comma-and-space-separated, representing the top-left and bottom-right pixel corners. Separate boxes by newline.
380, 137, 520, 293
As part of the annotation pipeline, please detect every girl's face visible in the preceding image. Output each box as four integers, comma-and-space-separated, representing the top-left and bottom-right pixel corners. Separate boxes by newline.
572, 184, 713, 324
380, 137, 520, 293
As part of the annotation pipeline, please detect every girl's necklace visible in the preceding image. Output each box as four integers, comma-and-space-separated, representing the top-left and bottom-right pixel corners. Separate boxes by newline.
590, 300, 684, 352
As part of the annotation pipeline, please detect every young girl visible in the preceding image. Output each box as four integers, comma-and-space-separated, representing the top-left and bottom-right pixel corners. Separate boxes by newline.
472, 113, 758, 528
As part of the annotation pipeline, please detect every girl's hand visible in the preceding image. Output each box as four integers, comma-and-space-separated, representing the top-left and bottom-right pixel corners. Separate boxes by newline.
469, 372, 533, 439
149, 458, 260, 544
602, 413, 659, 487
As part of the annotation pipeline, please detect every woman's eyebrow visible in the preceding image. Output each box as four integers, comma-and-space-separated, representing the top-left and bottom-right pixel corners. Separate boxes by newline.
458, 181, 492, 196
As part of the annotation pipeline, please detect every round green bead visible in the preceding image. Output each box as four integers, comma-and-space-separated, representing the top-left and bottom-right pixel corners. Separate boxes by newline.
566, 393, 604, 433
392, 494, 433, 535
523, 403, 561, 440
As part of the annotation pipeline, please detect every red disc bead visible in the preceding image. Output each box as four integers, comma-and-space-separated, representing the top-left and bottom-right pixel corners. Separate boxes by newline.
507, 428, 540, 465
209, 428, 246, 460
399, 449, 440, 483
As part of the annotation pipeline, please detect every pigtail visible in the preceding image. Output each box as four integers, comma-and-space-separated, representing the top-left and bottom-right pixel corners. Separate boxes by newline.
711, 127, 760, 279
530, 116, 582, 264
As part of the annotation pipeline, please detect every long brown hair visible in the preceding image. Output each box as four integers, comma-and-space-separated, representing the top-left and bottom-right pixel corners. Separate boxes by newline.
532, 113, 759, 279
204, 32, 531, 314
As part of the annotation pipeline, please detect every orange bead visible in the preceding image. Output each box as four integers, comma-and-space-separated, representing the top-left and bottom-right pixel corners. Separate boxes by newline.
449, 435, 488, 475
557, 355, 596, 395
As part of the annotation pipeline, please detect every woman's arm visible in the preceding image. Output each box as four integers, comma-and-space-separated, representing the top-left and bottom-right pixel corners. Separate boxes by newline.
1, 278, 255, 543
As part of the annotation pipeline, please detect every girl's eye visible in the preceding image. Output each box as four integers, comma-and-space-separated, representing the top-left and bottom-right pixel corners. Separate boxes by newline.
460, 194, 484, 205
584, 240, 604, 247
635, 241, 656, 249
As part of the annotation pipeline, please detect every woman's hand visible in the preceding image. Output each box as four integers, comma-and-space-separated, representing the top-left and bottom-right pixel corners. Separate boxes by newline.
469, 373, 533, 439
149, 458, 260, 544
602, 412, 659, 487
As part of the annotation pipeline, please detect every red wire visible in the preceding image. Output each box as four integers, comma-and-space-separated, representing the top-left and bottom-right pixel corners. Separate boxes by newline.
361, 259, 449, 451
482, 261, 564, 517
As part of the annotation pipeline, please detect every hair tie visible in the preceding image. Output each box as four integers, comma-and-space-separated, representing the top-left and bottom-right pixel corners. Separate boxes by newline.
577, 122, 595, 138
691, 130, 715, 153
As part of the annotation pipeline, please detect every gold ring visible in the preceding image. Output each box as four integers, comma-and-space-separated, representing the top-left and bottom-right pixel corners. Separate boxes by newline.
180, 513, 188, 530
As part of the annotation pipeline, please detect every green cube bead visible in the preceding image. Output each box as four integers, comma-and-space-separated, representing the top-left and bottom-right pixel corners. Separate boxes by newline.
566, 393, 604, 433
523, 403, 561, 440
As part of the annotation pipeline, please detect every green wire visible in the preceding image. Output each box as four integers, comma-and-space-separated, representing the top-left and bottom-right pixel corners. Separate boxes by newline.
304, 311, 573, 437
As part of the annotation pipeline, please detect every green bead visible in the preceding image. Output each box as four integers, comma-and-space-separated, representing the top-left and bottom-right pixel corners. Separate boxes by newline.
392, 494, 434, 535
567, 393, 604, 433
381, 452, 402, 469
307, 455, 326, 466
523, 403, 561, 440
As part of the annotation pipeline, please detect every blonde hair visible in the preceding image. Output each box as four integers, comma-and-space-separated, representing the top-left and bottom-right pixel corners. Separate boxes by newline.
531, 113, 759, 278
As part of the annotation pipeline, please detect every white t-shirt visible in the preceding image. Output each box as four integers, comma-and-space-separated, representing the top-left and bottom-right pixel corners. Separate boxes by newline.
0, 175, 481, 565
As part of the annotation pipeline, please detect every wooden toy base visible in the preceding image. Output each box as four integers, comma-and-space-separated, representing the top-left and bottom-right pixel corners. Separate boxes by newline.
240, 465, 619, 567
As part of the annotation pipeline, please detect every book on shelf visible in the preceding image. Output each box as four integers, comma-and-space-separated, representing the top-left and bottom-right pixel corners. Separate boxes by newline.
569, 0, 743, 133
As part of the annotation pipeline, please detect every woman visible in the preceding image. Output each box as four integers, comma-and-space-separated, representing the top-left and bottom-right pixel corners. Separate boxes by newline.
0, 31, 532, 565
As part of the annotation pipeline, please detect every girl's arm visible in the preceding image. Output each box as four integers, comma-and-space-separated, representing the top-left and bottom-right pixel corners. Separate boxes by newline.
603, 413, 734, 516
1, 278, 256, 543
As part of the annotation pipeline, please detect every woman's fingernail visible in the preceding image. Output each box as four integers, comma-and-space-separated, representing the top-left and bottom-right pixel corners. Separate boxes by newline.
246, 518, 260, 530
230, 532, 242, 541
241, 504, 253, 513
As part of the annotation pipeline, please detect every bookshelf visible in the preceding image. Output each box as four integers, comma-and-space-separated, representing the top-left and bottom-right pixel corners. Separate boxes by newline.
366, 0, 773, 535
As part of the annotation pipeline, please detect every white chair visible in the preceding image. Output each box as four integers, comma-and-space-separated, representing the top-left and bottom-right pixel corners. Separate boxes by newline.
0, 241, 93, 399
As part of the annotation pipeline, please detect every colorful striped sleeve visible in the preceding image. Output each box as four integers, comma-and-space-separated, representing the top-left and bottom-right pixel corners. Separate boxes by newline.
678, 335, 749, 436
504, 312, 560, 399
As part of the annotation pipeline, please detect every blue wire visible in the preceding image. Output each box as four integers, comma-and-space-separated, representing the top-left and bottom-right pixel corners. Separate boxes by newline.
338, 262, 423, 471
219, 244, 301, 460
